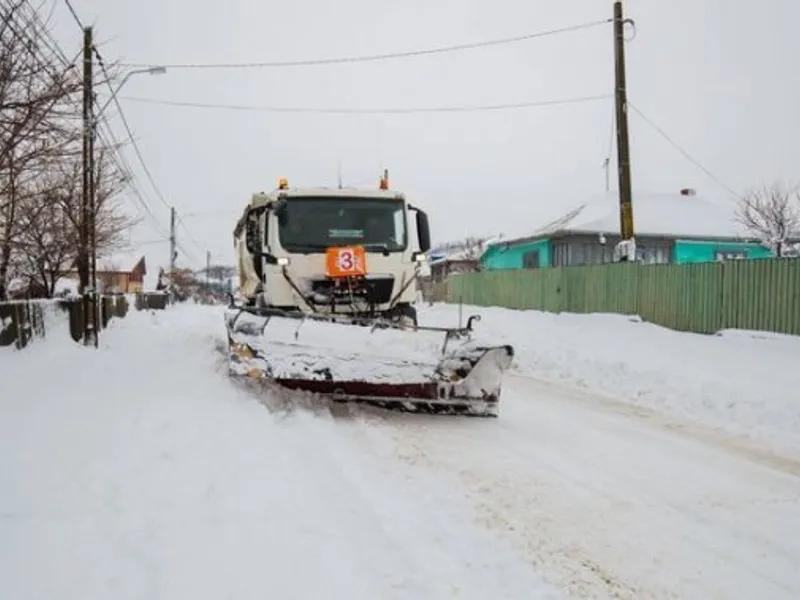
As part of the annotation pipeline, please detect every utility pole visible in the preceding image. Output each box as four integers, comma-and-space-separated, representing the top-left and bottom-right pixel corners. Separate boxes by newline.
206, 250, 211, 289
169, 206, 176, 302
88, 52, 98, 348
80, 25, 94, 345
613, 1, 634, 243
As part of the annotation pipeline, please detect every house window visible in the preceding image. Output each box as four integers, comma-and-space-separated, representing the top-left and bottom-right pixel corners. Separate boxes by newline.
715, 250, 746, 261
522, 251, 540, 269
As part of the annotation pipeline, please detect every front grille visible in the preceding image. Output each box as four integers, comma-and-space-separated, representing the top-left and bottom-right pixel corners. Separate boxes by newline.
309, 276, 394, 306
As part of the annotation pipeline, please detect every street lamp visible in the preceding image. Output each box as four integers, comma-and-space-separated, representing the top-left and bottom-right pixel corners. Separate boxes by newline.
84, 65, 167, 346
96, 66, 167, 119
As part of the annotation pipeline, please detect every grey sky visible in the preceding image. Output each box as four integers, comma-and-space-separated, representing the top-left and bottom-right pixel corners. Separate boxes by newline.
48, 0, 800, 272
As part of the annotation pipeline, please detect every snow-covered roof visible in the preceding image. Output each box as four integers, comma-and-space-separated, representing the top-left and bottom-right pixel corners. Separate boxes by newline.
500, 191, 756, 244
429, 235, 502, 265
96, 250, 145, 273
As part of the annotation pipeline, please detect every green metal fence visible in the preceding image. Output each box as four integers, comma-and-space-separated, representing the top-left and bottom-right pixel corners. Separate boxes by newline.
446, 258, 800, 336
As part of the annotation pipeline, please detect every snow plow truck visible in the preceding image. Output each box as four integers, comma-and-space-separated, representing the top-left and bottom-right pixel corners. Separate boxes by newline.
224, 172, 514, 417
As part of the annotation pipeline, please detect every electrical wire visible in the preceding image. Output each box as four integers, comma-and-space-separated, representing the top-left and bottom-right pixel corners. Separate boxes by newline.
91, 43, 205, 264
117, 18, 612, 69
55, 0, 202, 264
61, 0, 82, 29
42, 0, 197, 261
627, 101, 739, 198
176, 214, 206, 254
93, 50, 171, 210
95, 122, 172, 240
116, 93, 613, 115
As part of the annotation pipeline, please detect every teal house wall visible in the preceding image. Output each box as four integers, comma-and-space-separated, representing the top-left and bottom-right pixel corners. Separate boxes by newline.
480, 239, 552, 270
673, 240, 772, 264
479, 237, 775, 270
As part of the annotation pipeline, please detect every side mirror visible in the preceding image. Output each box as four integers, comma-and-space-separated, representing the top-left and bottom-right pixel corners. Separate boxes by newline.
415, 210, 431, 253
258, 252, 289, 266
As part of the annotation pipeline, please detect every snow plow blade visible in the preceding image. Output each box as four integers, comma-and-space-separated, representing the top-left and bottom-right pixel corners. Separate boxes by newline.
224, 306, 514, 417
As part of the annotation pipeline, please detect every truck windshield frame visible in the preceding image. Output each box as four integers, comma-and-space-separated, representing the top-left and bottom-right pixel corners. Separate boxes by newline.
276, 196, 408, 253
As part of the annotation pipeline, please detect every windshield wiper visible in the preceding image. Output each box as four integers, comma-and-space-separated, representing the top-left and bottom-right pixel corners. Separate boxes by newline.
363, 243, 392, 256
287, 243, 330, 251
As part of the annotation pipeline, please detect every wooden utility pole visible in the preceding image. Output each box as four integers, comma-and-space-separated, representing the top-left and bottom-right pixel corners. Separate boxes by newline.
613, 1, 634, 242
80, 26, 94, 345
169, 207, 176, 301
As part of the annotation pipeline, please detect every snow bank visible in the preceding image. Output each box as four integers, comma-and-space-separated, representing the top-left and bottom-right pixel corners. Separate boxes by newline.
420, 303, 800, 457
0, 303, 557, 599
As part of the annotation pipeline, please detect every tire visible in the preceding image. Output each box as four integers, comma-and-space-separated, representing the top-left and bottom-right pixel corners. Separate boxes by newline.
392, 303, 418, 328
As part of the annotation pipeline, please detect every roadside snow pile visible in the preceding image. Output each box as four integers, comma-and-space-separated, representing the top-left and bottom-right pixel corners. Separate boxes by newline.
420, 303, 800, 456
0, 303, 559, 600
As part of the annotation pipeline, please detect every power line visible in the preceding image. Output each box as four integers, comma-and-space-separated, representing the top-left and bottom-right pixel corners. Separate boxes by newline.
57, 0, 200, 261
22, 0, 73, 67
92, 46, 202, 264
628, 101, 739, 198
93, 50, 173, 212
50, 0, 182, 248
117, 93, 613, 115
117, 18, 612, 70
61, 0, 83, 29
176, 214, 205, 253
95, 122, 170, 239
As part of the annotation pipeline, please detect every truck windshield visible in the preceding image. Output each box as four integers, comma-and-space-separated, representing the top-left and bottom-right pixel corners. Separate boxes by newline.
277, 196, 407, 253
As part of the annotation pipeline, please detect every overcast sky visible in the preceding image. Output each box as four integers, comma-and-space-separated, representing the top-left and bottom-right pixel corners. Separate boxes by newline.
46, 0, 800, 272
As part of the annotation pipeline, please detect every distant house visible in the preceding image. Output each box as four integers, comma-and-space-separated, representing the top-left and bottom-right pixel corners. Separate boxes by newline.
480, 190, 793, 270
64, 253, 147, 294
429, 255, 479, 283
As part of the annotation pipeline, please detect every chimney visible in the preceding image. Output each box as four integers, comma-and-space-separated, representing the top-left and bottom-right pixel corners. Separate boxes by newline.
680, 188, 696, 196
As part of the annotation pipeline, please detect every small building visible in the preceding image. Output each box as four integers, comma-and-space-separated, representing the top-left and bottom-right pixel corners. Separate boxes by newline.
480, 190, 786, 270
426, 236, 498, 282
429, 254, 479, 283
64, 253, 148, 294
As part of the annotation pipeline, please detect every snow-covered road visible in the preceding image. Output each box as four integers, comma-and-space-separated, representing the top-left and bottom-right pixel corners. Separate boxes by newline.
0, 304, 558, 600
2, 301, 799, 599
350, 373, 800, 598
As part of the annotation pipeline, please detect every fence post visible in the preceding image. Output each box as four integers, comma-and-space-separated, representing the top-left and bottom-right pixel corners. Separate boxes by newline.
717, 260, 726, 333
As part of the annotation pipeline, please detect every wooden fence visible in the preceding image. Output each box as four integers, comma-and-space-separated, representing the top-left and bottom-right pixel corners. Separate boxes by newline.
0, 294, 131, 350
446, 257, 800, 336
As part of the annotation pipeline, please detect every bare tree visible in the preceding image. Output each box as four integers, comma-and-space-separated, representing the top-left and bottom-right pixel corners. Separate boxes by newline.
736, 182, 800, 258
12, 142, 137, 297
0, 0, 82, 298
0, 1, 136, 299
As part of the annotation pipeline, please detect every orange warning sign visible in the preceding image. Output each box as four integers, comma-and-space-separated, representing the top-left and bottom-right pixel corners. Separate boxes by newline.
325, 246, 367, 278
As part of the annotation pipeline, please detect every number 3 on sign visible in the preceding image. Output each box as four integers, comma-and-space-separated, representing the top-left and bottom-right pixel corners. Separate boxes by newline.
326, 246, 367, 278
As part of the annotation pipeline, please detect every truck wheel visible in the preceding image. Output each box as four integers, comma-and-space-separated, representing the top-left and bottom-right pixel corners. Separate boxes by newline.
393, 304, 418, 328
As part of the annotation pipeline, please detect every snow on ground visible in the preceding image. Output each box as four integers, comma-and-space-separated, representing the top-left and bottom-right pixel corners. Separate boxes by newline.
3, 300, 800, 599
420, 302, 800, 458
350, 374, 800, 599
0, 303, 558, 600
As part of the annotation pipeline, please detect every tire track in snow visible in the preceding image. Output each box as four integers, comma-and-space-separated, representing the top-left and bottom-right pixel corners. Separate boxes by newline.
508, 372, 800, 478
339, 376, 800, 600
215, 334, 561, 599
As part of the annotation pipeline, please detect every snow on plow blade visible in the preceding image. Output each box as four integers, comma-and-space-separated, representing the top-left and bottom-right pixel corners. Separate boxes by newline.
224, 307, 514, 417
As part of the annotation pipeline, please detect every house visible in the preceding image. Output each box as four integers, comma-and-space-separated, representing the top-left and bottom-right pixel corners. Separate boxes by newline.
426, 236, 501, 282
480, 189, 789, 270
64, 253, 148, 294
429, 255, 479, 282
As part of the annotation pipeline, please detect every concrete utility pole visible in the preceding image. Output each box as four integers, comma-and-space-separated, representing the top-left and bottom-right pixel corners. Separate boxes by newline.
169, 207, 176, 302
613, 0, 634, 242
80, 25, 95, 346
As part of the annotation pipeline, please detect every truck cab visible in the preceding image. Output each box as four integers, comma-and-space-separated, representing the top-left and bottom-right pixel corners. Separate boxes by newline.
233, 175, 431, 326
